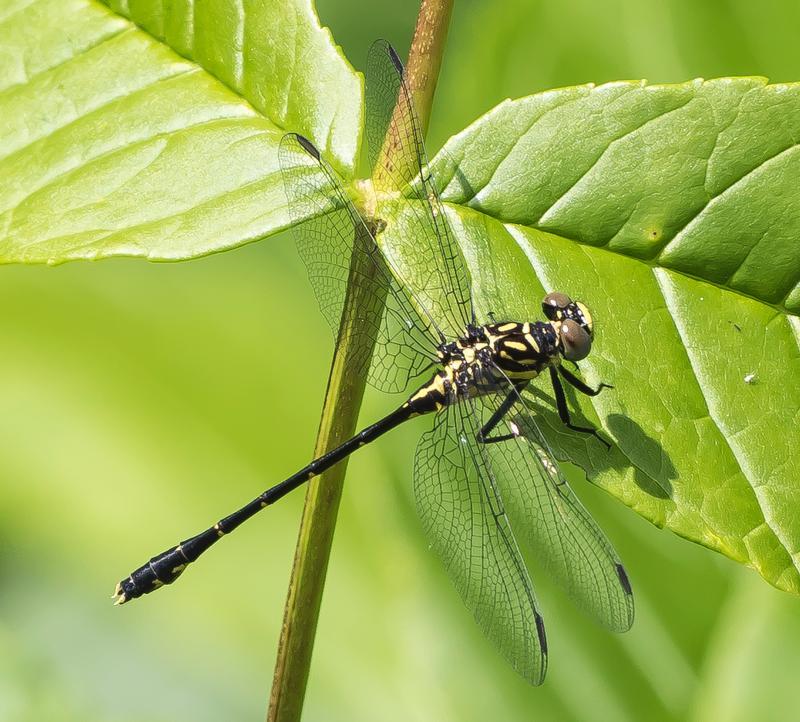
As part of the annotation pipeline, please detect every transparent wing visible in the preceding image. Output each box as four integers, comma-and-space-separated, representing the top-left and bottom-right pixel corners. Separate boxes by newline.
366, 39, 474, 341
279, 133, 438, 394
414, 401, 547, 684
477, 370, 635, 632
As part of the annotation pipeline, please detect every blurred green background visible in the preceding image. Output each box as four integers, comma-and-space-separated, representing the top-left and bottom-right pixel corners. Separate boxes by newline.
2, 1, 799, 720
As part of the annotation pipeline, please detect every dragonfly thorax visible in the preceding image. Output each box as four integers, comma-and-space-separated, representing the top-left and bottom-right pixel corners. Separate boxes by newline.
409, 321, 560, 415
485, 321, 560, 380
438, 321, 560, 381
437, 324, 489, 364
410, 294, 596, 415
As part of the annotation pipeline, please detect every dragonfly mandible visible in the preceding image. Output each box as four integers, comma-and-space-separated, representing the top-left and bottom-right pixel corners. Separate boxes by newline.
114, 39, 633, 684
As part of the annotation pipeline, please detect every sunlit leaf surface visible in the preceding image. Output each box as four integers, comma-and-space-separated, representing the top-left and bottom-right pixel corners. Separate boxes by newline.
0, 0, 360, 263
409, 78, 800, 594
2, 0, 800, 720
2, 0, 798, 596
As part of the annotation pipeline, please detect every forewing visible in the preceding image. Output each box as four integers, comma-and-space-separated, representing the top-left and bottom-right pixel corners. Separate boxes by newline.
365, 39, 474, 340
414, 401, 547, 684
477, 375, 635, 632
278, 133, 437, 393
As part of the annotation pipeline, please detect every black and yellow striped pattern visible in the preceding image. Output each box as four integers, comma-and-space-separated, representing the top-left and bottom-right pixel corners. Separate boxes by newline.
114, 305, 591, 604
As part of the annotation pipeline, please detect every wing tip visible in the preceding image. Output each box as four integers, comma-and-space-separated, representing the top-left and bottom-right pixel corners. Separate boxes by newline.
615, 563, 633, 596
387, 44, 404, 74
532, 611, 548, 685
534, 611, 548, 655
615, 562, 636, 632
293, 133, 321, 160
368, 38, 403, 75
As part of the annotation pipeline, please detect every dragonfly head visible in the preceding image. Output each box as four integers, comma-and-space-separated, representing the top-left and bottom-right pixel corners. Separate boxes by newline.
542, 292, 594, 362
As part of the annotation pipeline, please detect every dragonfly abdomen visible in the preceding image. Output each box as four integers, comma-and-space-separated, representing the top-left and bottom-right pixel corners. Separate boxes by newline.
403, 367, 455, 414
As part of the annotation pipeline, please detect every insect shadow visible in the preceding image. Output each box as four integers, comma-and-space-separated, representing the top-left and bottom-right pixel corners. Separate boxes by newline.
605, 414, 675, 499
433, 149, 476, 203
432, 138, 675, 498
520, 384, 675, 500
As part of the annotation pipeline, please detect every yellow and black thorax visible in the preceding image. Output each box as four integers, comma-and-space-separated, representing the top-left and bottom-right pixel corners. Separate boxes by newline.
404, 320, 562, 415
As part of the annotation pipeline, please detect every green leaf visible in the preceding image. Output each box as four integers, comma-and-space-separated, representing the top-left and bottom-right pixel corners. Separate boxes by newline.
0, 0, 361, 263
2, 2, 798, 595
415, 79, 799, 595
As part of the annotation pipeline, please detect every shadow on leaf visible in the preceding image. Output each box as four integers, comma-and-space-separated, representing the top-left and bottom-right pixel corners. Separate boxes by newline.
606, 413, 675, 500
520, 385, 675, 501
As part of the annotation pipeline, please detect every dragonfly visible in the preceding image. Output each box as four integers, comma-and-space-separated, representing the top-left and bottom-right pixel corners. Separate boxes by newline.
114, 40, 633, 684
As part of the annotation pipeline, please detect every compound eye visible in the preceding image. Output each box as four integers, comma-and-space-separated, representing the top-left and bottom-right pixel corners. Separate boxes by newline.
542, 291, 572, 320
561, 319, 591, 361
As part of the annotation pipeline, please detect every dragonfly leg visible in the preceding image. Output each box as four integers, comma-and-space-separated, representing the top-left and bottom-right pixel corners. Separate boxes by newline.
549, 367, 611, 449
558, 365, 613, 396
477, 381, 530, 444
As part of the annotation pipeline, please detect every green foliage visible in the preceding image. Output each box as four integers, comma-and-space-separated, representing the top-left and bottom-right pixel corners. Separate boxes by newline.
4, 0, 795, 595
2, 0, 800, 720
412, 78, 800, 595
374, 87, 800, 596
0, 0, 360, 262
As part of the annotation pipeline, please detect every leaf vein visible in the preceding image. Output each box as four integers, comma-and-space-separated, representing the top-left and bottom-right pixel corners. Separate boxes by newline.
0, 61, 200, 167
539, 93, 696, 228
4, 115, 266, 228
0, 0, 41, 29
468, 89, 595, 207
0, 25, 132, 99
655, 271, 800, 579
18, 165, 283, 258
659, 141, 800, 259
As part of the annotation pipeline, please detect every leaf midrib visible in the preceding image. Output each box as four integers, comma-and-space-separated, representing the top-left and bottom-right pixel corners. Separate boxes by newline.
437, 78, 800, 312
440, 199, 797, 318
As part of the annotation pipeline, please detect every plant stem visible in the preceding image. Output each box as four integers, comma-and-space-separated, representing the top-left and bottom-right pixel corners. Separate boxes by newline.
266, 242, 384, 722
403, 0, 454, 140
266, 2, 453, 720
